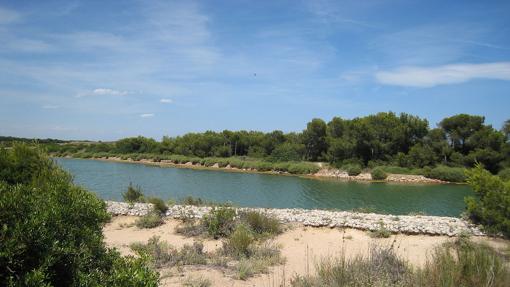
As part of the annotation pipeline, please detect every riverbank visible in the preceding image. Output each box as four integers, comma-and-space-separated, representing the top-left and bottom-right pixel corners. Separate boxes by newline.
104, 214, 508, 287
106, 201, 483, 236
60, 155, 450, 184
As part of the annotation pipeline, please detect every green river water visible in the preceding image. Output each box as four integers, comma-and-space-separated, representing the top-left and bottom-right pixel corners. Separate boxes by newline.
55, 158, 474, 217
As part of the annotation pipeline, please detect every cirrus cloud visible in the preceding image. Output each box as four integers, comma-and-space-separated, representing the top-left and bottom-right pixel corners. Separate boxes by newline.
375, 62, 510, 87
140, 113, 154, 118
76, 88, 128, 98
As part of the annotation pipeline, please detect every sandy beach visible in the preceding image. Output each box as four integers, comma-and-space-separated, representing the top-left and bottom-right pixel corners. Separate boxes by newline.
104, 216, 509, 287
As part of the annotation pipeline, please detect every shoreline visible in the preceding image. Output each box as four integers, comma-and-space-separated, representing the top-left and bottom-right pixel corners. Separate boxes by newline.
106, 201, 484, 237
57, 156, 452, 185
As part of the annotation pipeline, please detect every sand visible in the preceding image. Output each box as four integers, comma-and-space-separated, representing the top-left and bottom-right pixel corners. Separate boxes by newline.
103, 216, 508, 287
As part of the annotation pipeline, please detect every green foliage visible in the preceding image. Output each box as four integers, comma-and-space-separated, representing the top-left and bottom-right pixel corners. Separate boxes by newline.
122, 183, 145, 203
223, 224, 254, 258
147, 197, 168, 214
369, 222, 391, 238
39, 112, 509, 175
0, 144, 159, 286
287, 162, 320, 174
135, 211, 164, 229
240, 211, 282, 236
498, 167, 510, 181
371, 167, 388, 180
465, 164, 510, 237
303, 118, 328, 161
426, 165, 467, 182
345, 164, 362, 176
202, 207, 236, 238
181, 196, 206, 206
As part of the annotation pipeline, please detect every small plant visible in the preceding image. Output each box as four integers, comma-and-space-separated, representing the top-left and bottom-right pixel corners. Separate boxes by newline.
147, 197, 168, 214
183, 275, 212, 287
369, 222, 391, 238
135, 211, 164, 229
202, 207, 236, 238
371, 167, 388, 180
130, 236, 207, 268
122, 182, 145, 203
240, 211, 282, 236
345, 164, 362, 176
223, 224, 254, 258
181, 196, 205, 206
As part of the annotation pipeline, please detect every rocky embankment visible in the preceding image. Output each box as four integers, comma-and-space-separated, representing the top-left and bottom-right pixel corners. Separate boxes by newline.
314, 169, 446, 184
106, 201, 483, 237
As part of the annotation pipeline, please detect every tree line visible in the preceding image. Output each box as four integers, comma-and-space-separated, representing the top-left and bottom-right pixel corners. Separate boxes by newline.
44, 112, 510, 174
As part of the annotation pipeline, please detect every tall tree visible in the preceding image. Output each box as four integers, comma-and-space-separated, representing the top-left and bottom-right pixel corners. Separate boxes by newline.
303, 118, 328, 161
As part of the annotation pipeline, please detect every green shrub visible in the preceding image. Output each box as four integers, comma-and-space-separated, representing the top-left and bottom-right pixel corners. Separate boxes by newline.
0, 144, 159, 286
426, 165, 467, 182
378, 165, 423, 175
416, 239, 510, 287
122, 183, 145, 203
370, 167, 388, 180
147, 197, 168, 214
240, 211, 282, 236
345, 164, 362, 176
287, 162, 320, 174
369, 222, 391, 238
498, 167, 510, 181
181, 196, 205, 206
223, 224, 254, 258
202, 207, 236, 238
135, 212, 164, 229
130, 236, 207, 268
465, 164, 510, 237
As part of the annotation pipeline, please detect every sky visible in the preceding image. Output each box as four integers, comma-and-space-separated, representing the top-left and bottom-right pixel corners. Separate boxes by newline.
0, 0, 509, 141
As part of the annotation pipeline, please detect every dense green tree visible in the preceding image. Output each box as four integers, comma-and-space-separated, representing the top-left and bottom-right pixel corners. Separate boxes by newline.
270, 142, 305, 162
503, 119, 510, 141
439, 114, 485, 153
303, 118, 328, 161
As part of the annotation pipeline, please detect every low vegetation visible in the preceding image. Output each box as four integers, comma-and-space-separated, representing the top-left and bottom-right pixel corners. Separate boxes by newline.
135, 211, 165, 229
345, 164, 362, 176
291, 239, 510, 287
370, 167, 388, 180
123, 182, 145, 203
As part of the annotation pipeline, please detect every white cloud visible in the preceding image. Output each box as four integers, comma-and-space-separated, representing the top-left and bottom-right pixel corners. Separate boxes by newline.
160, 98, 173, 104
76, 88, 128, 97
140, 113, 154, 118
0, 7, 20, 24
375, 62, 510, 87
42, 104, 59, 109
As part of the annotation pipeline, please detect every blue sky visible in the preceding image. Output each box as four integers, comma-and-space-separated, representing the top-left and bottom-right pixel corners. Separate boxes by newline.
0, 0, 509, 141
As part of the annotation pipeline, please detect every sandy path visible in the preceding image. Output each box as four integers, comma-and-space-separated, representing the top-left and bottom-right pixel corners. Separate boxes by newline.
103, 216, 508, 287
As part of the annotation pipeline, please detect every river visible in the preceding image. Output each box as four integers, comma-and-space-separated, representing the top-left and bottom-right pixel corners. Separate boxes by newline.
55, 158, 474, 216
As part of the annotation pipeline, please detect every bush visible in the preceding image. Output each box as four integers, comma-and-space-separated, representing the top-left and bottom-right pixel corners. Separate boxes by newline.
181, 196, 205, 206
426, 165, 467, 182
135, 211, 164, 229
287, 162, 320, 174
0, 144, 159, 286
465, 164, 510, 237
122, 183, 145, 203
147, 197, 168, 214
130, 236, 207, 268
345, 164, 362, 176
498, 167, 510, 181
370, 167, 388, 180
202, 207, 236, 238
416, 239, 510, 287
223, 224, 254, 258
240, 211, 282, 236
